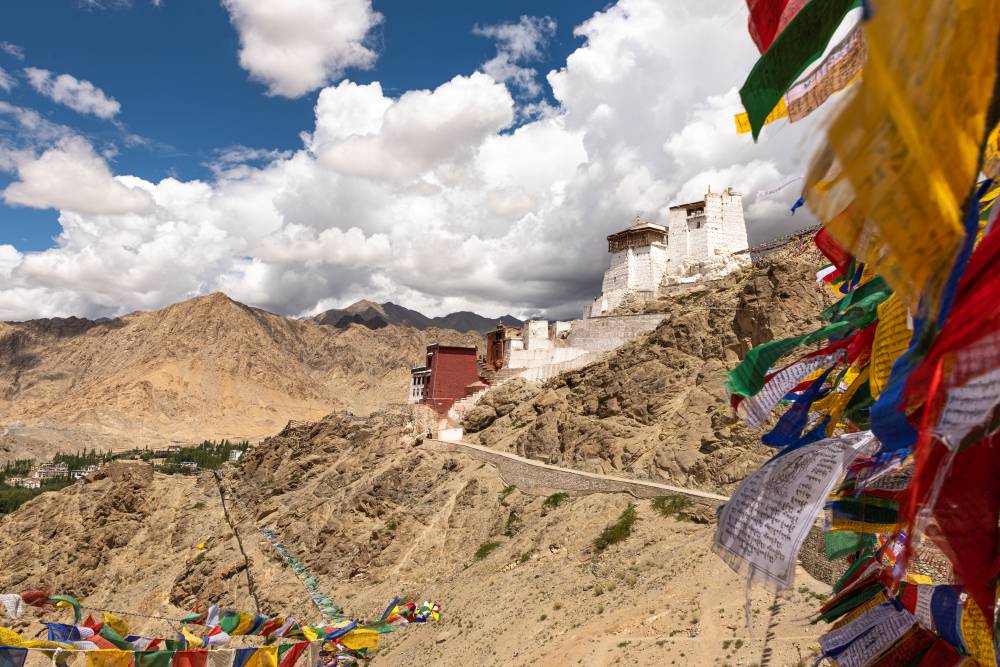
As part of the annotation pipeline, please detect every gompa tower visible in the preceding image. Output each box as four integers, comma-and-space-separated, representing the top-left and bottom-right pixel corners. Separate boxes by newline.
587, 187, 749, 317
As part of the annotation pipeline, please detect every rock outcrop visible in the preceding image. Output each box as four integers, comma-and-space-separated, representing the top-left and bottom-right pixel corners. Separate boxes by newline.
464, 244, 834, 493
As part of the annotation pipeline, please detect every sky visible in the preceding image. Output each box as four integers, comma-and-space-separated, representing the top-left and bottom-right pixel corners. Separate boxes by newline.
0, 0, 832, 321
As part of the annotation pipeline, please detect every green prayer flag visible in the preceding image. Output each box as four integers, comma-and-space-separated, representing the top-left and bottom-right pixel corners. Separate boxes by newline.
47, 595, 82, 624
726, 280, 888, 398
817, 581, 882, 623
98, 624, 134, 650
220, 613, 240, 634
821, 277, 889, 321
134, 651, 175, 667
726, 319, 854, 397
824, 530, 868, 560
740, 0, 862, 140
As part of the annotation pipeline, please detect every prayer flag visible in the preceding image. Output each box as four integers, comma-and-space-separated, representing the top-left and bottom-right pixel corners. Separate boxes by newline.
804, 0, 1000, 310
746, 0, 809, 53
0, 648, 27, 667
785, 25, 865, 122
338, 629, 379, 651
740, 0, 861, 139
0, 628, 22, 647
734, 97, 787, 134
233, 647, 276, 667
713, 431, 878, 589
173, 650, 208, 667
277, 641, 309, 667
45, 624, 81, 643
0, 596, 24, 621
101, 614, 128, 638
134, 651, 175, 667
207, 650, 235, 667
85, 650, 132, 667
49, 596, 82, 624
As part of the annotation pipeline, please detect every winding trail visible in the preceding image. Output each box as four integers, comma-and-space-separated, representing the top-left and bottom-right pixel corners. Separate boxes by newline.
422, 438, 730, 504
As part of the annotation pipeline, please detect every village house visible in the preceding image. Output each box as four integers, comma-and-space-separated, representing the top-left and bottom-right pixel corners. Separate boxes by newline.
71, 464, 100, 480
408, 343, 481, 413
31, 462, 69, 480
485, 323, 522, 371
5, 476, 41, 489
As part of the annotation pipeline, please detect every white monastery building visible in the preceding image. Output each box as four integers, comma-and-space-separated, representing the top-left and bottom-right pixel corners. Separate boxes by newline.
587, 187, 750, 317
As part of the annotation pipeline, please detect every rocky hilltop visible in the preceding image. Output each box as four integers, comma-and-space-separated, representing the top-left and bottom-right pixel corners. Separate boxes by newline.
463, 243, 833, 494
0, 293, 480, 460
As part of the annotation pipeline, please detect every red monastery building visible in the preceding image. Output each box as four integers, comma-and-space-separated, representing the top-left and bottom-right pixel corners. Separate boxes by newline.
408, 344, 481, 413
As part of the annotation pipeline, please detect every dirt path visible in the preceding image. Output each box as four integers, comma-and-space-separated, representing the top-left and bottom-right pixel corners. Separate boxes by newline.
422, 438, 729, 504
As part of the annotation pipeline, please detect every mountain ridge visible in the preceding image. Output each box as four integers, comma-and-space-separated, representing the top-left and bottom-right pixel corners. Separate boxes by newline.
312, 299, 523, 334
0, 292, 482, 461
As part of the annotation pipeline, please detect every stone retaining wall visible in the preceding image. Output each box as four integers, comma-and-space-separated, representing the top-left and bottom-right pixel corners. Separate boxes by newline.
567, 313, 667, 352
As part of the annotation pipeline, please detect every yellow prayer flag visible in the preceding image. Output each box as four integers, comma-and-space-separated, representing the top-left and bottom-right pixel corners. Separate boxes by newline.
960, 600, 997, 667
735, 97, 788, 134
870, 295, 910, 399
86, 650, 132, 667
301, 626, 318, 641
338, 629, 380, 651
981, 185, 1000, 205
181, 626, 205, 649
233, 612, 255, 636
102, 612, 129, 638
19, 640, 76, 650
984, 121, 1000, 179
824, 367, 870, 436
0, 626, 23, 646
244, 646, 278, 667
805, 0, 1000, 310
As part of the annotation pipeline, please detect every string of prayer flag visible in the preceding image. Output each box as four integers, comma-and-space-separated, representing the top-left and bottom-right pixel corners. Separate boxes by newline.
739, 0, 861, 139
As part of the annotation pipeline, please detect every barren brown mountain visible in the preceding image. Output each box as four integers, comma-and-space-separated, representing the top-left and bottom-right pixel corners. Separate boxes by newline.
0, 411, 829, 667
0, 292, 480, 461
0, 243, 837, 665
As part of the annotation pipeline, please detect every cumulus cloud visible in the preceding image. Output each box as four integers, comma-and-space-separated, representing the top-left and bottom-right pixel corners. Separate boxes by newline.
0, 0, 830, 322
0, 101, 78, 154
2, 136, 153, 214
221, 0, 382, 98
315, 74, 515, 181
0, 42, 24, 60
474, 15, 556, 98
0, 66, 15, 92
24, 68, 121, 119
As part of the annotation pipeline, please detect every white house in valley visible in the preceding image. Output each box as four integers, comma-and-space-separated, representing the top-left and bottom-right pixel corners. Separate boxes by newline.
587, 187, 750, 317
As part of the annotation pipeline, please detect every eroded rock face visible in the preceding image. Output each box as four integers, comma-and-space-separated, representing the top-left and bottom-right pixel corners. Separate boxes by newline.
464, 244, 833, 493
0, 403, 828, 666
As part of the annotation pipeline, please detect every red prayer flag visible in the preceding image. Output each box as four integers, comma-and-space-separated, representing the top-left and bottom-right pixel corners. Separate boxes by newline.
747, 0, 810, 52
904, 432, 1000, 628
278, 641, 310, 667
815, 226, 854, 275
173, 650, 209, 667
